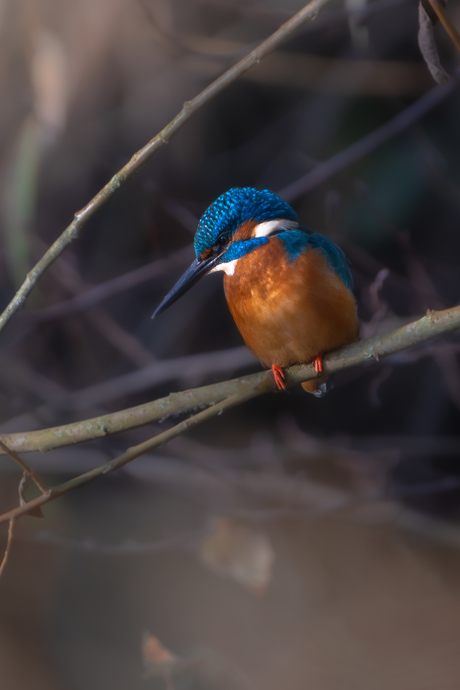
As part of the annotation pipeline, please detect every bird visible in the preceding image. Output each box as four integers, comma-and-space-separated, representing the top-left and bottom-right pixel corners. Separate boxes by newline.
153, 187, 359, 395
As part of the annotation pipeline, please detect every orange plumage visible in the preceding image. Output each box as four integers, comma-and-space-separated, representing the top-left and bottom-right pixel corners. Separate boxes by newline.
223, 234, 359, 394
153, 188, 359, 395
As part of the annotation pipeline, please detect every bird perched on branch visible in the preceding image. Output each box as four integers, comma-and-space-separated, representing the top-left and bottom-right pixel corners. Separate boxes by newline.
153, 188, 359, 395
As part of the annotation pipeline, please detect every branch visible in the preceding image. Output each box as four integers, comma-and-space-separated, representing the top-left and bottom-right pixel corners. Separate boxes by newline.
427, 0, 460, 55
0, 306, 458, 458
0, 386, 262, 525
279, 70, 460, 202
0, 440, 48, 494
0, 0, 333, 336
60, 346, 256, 410
0, 519, 15, 580
33, 245, 193, 321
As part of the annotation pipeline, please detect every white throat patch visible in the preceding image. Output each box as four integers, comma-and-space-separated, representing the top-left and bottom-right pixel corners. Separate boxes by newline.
253, 219, 298, 238
210, 259, 238, 276
209, 219, 298, 276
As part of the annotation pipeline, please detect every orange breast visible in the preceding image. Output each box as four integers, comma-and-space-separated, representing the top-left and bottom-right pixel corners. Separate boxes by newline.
223, 236, 359, 369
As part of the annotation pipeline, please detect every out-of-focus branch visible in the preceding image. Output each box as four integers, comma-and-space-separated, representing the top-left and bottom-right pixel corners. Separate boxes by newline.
427, 0, 460, 54
41, 240, 155, 368
0, 0, 334, 336
62, 345, 257, 410
0, 519, 15, 580
0, 306, 458, 459
33, 246, 193, 321
279, 71, 460, 202
244, 54, 433, 97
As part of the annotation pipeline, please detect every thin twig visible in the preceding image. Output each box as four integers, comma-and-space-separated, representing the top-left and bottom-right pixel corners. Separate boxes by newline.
18, 472, 45, 519
0, 519, 15, 580
0, 440, 47, 493
64, 345, 256, 410
0, 0, 334, 336
37, 237, 155, 368
427, 0, 460, 54
0, 385, 261, 525
33, 245, 193, 321
0, 305, 459, 456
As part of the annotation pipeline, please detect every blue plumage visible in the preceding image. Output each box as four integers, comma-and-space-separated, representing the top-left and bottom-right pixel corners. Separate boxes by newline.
194, 187, 352, 290
223, 237, 268, 263
154, 186, 359, 394
194, 188, 297, 259
277, 229, 353, 290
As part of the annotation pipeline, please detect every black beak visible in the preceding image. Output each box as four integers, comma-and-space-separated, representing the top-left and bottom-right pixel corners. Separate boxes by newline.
152, 255, 218, 318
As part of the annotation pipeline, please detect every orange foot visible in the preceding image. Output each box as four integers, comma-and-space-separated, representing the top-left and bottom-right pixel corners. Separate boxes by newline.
314, 354, 323, 375
272, 363, 286, 390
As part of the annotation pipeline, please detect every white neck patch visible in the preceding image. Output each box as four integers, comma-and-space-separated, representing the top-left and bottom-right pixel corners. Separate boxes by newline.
209, 259, 238, 276
253, 218, 298, 238
208, 220, 298, 277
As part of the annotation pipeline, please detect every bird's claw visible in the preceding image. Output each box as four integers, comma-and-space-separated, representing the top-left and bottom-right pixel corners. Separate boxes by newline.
314, 354, 323, 375
272, 363, 286, 390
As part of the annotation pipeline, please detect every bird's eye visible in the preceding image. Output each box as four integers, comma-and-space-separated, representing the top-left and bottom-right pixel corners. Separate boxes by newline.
218, 233, 230, 246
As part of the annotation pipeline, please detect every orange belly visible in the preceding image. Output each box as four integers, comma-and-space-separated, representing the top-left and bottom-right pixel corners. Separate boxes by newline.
223, 237, 359, 389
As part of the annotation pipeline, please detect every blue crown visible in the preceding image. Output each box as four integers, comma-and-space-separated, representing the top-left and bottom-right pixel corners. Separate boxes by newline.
194, 188, 298, 259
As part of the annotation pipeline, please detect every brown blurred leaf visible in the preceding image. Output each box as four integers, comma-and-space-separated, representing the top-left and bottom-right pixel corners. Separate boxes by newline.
418, 2, 450, 83
199, 517, 275, 595
142, 632, 179, 681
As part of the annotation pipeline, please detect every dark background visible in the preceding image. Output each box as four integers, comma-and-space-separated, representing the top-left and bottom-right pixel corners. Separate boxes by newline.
0, 0, 460, 688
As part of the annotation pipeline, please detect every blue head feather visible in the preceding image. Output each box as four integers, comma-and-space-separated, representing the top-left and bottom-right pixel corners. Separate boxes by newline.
194, 188, 298, 259
277, 229, 353, 290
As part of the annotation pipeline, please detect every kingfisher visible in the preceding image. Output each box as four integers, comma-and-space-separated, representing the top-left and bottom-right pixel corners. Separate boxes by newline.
153, 188, 359, 395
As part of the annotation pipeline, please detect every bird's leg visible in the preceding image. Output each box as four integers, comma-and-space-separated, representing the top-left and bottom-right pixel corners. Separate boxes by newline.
314, 354, 323, 375
271, 363, 286, 390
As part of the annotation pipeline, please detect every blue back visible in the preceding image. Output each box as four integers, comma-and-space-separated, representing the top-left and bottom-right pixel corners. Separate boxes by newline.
195, 188, 297, 258
277, 228, 353, 290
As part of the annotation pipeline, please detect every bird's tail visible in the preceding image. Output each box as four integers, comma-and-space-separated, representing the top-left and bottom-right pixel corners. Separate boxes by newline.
301, 373, 330, 396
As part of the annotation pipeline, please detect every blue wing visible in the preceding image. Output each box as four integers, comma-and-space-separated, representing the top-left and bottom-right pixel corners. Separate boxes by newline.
276, 227, 353, 290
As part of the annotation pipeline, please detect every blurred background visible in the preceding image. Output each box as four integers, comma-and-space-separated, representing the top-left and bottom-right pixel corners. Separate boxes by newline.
0, 0, 460, 687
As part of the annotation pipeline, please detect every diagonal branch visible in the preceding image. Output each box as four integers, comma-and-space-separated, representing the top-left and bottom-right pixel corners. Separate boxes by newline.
0, 0, 334, 336
279, 70, 459, 202
0, 306, 458, 458
427, 0, 460, 55
0, 385, 262, 525
0, 519, 15, 580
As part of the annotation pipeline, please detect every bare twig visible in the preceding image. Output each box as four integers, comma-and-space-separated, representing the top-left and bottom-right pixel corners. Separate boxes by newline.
0, 0, 334, 336
18, 473, 45, 519
0, 385, 261, 524
0, 519, 15, 580
427, 0, 460, 54
33, 246, 193, 321
0, 437, 51, 520
0, 306, 458, 456
63, 345, 257, 410
38, 238, 155, 368
0, 440, 47, 493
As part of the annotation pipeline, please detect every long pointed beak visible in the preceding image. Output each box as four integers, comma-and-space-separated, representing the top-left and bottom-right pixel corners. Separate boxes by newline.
152, 255, 218, 318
